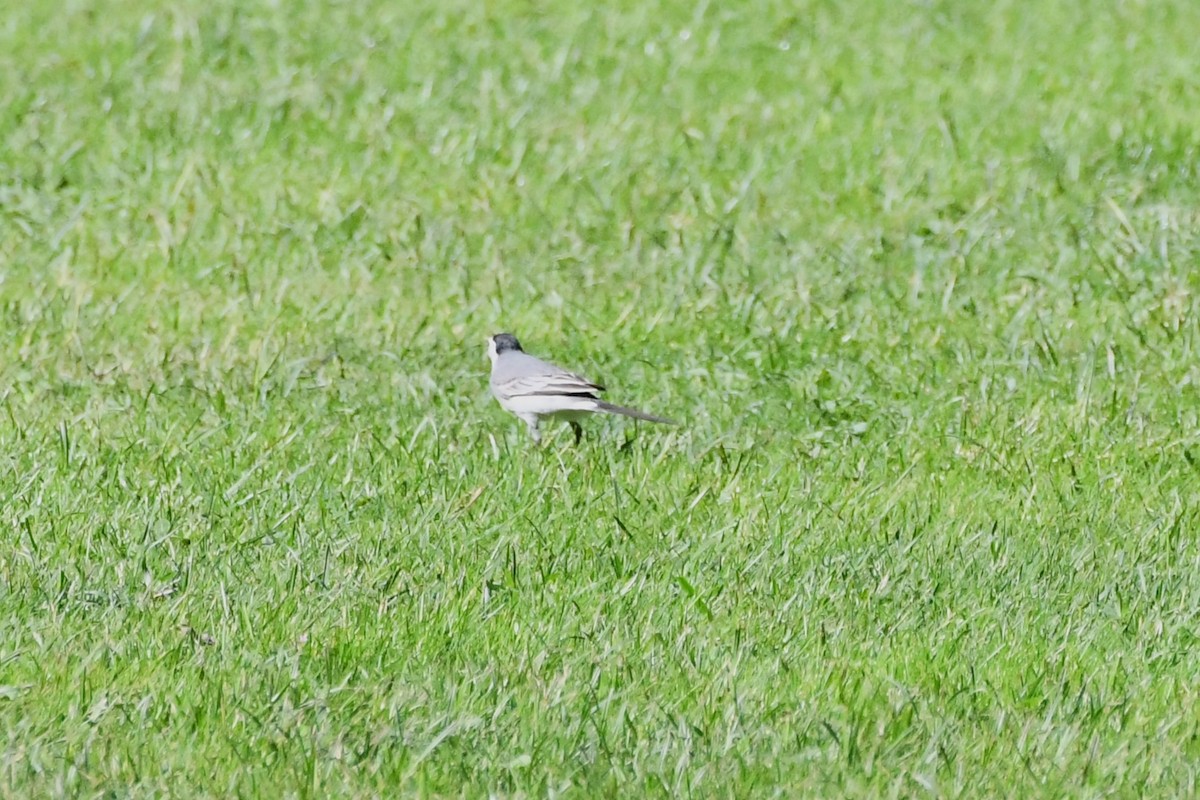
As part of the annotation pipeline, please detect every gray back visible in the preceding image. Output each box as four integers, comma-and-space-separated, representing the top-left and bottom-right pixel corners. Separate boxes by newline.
491, 350, 572, 386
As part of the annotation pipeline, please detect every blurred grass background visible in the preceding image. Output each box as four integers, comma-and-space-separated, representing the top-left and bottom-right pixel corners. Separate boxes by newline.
2, 0, 1199, 796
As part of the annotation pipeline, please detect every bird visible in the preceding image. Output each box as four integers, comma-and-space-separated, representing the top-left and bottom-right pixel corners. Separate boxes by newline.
486, 333, 675, 444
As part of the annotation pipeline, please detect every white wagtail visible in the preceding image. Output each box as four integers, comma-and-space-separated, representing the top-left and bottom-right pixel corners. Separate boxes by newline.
487, 333, 675, 444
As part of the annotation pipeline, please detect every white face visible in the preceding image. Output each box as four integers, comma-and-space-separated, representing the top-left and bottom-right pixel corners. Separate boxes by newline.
486, 336, 499, 363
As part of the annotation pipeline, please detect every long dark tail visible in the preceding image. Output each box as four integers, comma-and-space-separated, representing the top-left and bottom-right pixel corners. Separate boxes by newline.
595, 400, 676, 425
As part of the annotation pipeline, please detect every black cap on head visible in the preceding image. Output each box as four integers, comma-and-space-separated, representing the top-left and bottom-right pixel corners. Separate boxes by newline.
491, 333, 523, 353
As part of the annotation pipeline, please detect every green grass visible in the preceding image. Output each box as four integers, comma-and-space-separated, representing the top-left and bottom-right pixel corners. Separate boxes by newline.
3, 0, 1200, 795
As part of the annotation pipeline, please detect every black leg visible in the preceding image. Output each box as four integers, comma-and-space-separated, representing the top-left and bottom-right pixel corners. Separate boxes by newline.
570, 421, 583, 445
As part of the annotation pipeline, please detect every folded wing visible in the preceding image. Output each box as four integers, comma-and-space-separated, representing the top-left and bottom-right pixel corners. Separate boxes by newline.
494, 371, 604, 400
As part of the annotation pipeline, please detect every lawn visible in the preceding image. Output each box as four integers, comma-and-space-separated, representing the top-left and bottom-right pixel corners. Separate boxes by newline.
2, 0, 1199, 796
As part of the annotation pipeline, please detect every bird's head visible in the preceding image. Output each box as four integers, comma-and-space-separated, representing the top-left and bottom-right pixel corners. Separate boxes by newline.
487, 333, 523, 363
